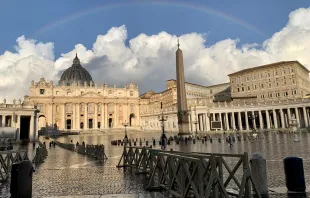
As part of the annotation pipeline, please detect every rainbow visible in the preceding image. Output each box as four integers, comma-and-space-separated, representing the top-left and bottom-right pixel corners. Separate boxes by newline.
33, 0, 266, 37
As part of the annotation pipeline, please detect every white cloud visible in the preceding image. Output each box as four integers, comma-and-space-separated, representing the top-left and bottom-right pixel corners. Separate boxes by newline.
1, 7, 310, 102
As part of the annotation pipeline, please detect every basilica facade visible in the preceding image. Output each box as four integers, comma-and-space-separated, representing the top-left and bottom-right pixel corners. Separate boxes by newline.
24, 55, 140, 131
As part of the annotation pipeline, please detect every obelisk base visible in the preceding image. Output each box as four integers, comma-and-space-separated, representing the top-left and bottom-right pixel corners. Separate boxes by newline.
177, 123, 191, 137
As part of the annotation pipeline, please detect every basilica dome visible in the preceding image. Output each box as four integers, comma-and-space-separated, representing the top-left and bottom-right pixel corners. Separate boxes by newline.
59, 54, 94, 86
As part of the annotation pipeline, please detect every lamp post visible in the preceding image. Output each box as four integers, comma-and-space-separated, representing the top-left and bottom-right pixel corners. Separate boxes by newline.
123, 120, 128, 145
248, 112, 258, 131
193, 105, 198, 137
158, 101, 168, 150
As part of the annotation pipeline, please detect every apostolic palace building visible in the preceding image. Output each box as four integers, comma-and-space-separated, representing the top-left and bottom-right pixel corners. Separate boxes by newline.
1, 45, 310, 141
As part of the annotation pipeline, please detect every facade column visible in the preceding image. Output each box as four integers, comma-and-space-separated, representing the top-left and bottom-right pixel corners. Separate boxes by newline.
258, 111, 263, 129
303, 107, 308, 127
76, 103, 80, 130
114, 103, 117, 128
245, 111, 249, 131
104, 103, 108, 128
231, 112, 236, 130
266, 110, 271, 129
212, 113, 215, 121
101, 103, 104, 129
84, 103, 88, 130
94, 103, 98, 129
295, 108, 300, 127
72, 103, 76, 130
62, 104, 66, 130
238, 112, 242, 130
273, 109, 278, 128
225, 113, 230, 130
280, 109, 285, 128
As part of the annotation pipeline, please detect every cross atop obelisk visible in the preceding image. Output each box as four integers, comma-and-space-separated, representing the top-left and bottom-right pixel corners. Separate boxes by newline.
175, 37, 190, 135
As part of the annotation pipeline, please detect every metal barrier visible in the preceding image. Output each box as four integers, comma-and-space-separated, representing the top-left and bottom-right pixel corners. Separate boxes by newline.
117, 146, 261, 198
0, 150, 29, 182
56, 142, 108, 161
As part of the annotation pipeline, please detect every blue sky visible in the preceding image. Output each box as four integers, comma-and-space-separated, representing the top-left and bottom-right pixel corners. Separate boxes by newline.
1, 0, 310, 100
0, 0, 309, 57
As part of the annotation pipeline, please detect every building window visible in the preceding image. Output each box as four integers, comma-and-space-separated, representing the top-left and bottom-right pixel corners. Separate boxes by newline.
81, 91, 84, 95
284, 92, 288, 96
237, 88, 240, 92
261, 84, 264, 88
40, 89, 45, 94
242, 87, 244, 91
247, 86, 250, 91
108, 90, 112, 95
98, 92, 101, 94
268, 83, 271, 87
56, 91, 59, 95
268, 93, 272, 97
130, 91, 134, 96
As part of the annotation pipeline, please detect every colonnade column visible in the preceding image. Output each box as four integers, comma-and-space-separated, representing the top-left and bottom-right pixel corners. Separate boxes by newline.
206, 114, 210, 131
252, 111, 257, 129
219, 113, 223, 130
280, 109, 285, 128
273, 109, 278, 128
245, 111, 249, 131
303, 107, 308, 127
104, 103, 108, 128
287, 108, 291, 126
16, 115, 20, 141
295, 108, 300, 127
76, 104, 80, 130
94, 103, 98, 129
30, 115, 34, 141
2, 115, 5, 127
199, 114, 203, 131
84, 103, 88, 130
231, 112, 236, 130
258, 111, 263, 130
266, 110, 271, 129
238, 112, 242, 130
62, 104, 66, 130
225, 113, 230, 130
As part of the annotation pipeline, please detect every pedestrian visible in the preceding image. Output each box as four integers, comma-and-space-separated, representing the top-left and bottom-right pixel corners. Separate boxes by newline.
228, 135, 233, 148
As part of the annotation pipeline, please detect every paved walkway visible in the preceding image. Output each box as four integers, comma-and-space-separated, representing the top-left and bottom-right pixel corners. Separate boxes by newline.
45, 193, 163, 198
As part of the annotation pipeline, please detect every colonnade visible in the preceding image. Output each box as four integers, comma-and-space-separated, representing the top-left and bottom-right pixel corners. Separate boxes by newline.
192, 106, 309, 132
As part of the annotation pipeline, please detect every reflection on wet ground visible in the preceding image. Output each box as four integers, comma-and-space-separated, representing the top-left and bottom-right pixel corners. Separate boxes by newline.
1, 131, 310, 197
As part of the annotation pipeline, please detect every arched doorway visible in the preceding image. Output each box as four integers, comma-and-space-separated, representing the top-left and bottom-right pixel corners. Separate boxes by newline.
38, 115, 46, 130
129, 113, 135, 126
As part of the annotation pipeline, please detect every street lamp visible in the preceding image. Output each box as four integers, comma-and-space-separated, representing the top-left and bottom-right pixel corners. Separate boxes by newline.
193, 105, 198, 137
122, 120, 128, 145
158, 101, 168, 150
248, 112, 258, 130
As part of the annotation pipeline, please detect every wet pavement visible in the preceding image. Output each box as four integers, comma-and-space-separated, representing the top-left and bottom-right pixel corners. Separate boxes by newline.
1, 130, 310, 197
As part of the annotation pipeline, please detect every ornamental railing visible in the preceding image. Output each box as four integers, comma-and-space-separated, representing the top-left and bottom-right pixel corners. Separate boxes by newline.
0, 150, 29, 182
117, 146, 260, 198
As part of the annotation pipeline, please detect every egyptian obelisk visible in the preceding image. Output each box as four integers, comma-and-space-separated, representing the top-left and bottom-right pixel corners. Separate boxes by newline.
176, 37, 190, 135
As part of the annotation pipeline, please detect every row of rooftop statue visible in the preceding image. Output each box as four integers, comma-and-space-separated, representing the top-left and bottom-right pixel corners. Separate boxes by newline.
1, 98, 22, 105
